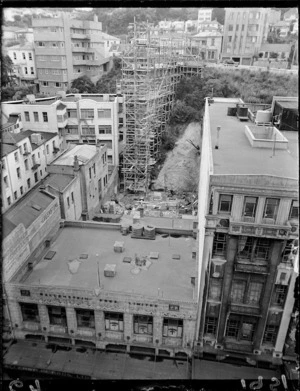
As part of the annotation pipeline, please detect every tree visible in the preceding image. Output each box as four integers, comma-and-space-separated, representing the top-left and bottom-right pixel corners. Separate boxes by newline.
1, 55, 17, 87
70, 75, 96, 93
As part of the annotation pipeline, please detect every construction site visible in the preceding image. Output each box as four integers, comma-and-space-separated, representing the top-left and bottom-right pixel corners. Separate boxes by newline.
120, 21, 204, 193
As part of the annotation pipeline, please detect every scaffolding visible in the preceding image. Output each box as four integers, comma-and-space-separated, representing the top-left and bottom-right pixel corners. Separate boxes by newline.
121, 21, 203, 193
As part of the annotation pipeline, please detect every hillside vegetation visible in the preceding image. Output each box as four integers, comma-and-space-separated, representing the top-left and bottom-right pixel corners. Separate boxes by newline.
168, 67, 299, 125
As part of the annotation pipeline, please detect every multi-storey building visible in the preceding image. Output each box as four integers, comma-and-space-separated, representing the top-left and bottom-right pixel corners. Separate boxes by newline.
6, 43, 37, 87
195, 97, 298, 366
46, 143, 109, 220
198, 9, 213, 23
32, 13, 111, 95
62, 93, 125, 166
3, 203, 198, 359
1, 113, 23, 133
2, 130, 61, 213
221, 8, 270, 65
191, 31, 223, 62
2, 93, 125, 167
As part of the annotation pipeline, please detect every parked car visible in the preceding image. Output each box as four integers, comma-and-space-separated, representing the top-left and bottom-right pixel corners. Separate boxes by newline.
223, 59, 239, 67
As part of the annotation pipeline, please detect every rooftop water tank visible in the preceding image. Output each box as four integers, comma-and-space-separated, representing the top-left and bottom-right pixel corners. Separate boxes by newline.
256, 110, 272, 123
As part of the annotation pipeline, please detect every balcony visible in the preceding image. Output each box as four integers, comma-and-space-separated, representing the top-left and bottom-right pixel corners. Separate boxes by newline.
229, 220, 291, 239
31, 163, 41, 170
234, 257, 269, 274
224, 340, 253, 353
71, 33, 90, 40
228, 301, 261, 316
72, 47, 94, 53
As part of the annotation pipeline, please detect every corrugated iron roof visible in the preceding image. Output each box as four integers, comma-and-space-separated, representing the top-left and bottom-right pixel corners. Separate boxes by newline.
44, 173, 75, 191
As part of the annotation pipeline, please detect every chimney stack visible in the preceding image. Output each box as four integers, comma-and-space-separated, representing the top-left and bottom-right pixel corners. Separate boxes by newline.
73, 155, 80, 171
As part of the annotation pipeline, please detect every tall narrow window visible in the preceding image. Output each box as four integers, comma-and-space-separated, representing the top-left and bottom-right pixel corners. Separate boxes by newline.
16, 167, 21, 179
20, 303, 39, 322
133, 315, 153, 335
204, 317, 218, 335
105, 312, 124, 331
263, 198, 280, 220
76, 309, 95, 328
43, 112, 48, 122
263, 325, 278, 345
33, 112, 39, 122
247, 282, 263, 305
212, 233, 227, 257
231, 280, 246, 303
254, 238, 270, 260
218, 194, 233, 213
163, 318, 183, 338
48, 306, 67, 326
289, 200, 299, 220
243, 197, 258, 217
24, 112, 30, 122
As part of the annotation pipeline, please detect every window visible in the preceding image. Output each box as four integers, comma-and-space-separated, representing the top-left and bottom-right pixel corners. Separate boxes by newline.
231, 280, 246, 303
228, 36, 232, 42
24, 159, 29, 170
46, 145, 49, 154
76, 309, 95, 328
212, 233, 227, 257
273, 285, 287, 306
243, 197, 258, 217
208, 279, 222, 300
20, 303, 39, 322
68, 109, 77, 118
263, 325, 278, 345
2, 159, 6, 170
132, 315, 153, 335
56, 82, 61, 87
13, 52, 17, 60
29, 52, 32, 60
30, 67, 34, 74
97, 109, 111, 118
211, 38, 215, 46
71, 192, 74, 203
228, 25, 233, 32
48, 306, 67, 326
20, 186, 23, 195
80, 109, 94, 119
4, 176, 9, 188
34, 172, 38, 183
25, 112, 30, 122
218, 194, 233, 213
226, 317, 240, 338
242, 25, 245, 31
24, 67, 28, 74
163, 318, 183, 338
42, 81, 48, 86
34, 112, 39, 122
263, 198, 280, 220
118, 103, 123, 113
27, 178, 31, 188
241, 322, 255, 341
107, 156, 113, 164
247, 282, 263, 305
81, 126, 95, 135
43, 112, 48, 122
7, 196, 11, 205
105, 312, 124, 331
14, 151, 19, 162
238, 236, 254, 258
254, 238, 270, 260
289, 200, 299, 219
93, 163, 96, 176
22, 52, 26, 59
67, 197, 70, 208
98, 125, 112, 134
16, 167, 21, 179
14, 191, 18, 200
204, 317, 218, 335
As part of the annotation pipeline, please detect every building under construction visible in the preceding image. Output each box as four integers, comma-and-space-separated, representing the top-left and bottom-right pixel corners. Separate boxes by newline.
121, 22, 204, 193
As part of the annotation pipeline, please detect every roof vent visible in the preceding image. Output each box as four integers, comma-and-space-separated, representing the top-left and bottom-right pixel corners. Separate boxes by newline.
31, 204, 41, 211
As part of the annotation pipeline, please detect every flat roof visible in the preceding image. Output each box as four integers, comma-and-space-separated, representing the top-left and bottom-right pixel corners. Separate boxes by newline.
21, 225, 196, 301
276, 100, 298, 110
43, 173, 75, 191
3, 189, 55, 238
209, 100, 298, 178
52, 144, 97, 166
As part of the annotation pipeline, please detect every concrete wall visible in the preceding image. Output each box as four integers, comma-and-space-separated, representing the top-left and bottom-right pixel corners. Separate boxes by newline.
3, 193, 60, 282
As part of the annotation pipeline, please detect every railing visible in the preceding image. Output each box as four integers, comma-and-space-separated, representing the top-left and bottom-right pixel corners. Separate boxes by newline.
228, 301, 261, 316
234, 257, 269, 274
229, 220, 291, 239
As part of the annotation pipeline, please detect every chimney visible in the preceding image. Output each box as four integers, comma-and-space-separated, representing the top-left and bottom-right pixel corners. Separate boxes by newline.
73, 155, 80, 171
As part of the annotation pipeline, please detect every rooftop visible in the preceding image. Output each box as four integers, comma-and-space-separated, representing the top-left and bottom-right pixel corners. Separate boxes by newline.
2, 130, 57, 151
51, 144, 97, 166
20, 225, 196, 301
43, 173, 76, 191
209, 99, 298, 178
3, 188, 55, 238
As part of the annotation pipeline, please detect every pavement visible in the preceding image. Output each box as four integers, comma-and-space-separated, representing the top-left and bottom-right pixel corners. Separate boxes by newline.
193, 358, 282, 380
3, 340, 189, 379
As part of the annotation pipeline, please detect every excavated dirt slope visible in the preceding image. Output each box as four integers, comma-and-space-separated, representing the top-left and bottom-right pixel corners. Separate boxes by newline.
154, 122, 201, 192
